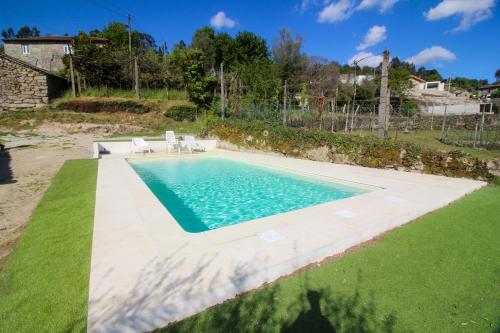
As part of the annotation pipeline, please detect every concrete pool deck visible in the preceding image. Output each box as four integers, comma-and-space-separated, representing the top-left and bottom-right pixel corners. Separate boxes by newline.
88, 149, 486, 332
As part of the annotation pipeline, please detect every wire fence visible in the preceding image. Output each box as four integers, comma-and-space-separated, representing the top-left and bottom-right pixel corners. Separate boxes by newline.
231, 103, 500, 150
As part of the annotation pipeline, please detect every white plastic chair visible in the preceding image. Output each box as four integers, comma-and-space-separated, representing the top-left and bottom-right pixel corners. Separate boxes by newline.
165, 131, 181, 153
183, 135, 206, 153
131, 138, 152, 153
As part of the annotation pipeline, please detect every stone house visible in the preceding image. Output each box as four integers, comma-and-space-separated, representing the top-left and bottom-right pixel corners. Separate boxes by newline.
0, 54, 68, 111
3, 36, 106, 72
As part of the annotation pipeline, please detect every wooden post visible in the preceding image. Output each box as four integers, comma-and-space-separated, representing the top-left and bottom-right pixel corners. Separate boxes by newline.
344, 102, 350, 132
479, 110, 485, 144
369, 104, 375, 132
69, 54, 76, 98
430, 103, 434, 131
282, 80, 287, 126
134, 56, 139, 98
331, 90, 337, 133
378, 49, 390, 138
473, 120, 479, 148
350, 105, 359, 132
76, 70, 81, 95
220, 62, 225, 119
441, 105, 448, 141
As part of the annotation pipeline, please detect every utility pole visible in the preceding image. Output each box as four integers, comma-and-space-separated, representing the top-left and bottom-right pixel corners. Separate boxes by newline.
378, 49, 390, 138
69, 54, 76, 98
283, 80, 287, 126
220, 62, 225, 119
134, 56, 139, 98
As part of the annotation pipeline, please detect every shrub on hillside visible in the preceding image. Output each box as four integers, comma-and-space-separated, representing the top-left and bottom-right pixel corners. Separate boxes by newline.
164, 105, 197, 121
58, 99, 151, 114
208, 119, 492, 180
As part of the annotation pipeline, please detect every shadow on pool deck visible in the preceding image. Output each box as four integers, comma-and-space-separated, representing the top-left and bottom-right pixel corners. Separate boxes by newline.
88, 242, 397, 333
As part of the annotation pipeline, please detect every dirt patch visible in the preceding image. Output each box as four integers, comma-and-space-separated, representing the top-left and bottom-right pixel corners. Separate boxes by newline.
0, 122, 107, 268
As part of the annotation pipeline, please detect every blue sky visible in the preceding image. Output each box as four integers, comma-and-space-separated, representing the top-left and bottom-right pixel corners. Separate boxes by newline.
1, 0, 498, 81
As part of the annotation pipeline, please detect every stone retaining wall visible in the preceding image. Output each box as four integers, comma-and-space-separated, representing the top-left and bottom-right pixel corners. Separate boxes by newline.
0, 55, 67, 111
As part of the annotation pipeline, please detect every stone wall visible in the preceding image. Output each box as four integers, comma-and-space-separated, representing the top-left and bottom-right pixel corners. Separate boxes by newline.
0, 56, 67, 111
4, 42, 67, 72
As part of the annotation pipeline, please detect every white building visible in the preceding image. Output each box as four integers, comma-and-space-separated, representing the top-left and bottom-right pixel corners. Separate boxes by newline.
409, 75, 445, 92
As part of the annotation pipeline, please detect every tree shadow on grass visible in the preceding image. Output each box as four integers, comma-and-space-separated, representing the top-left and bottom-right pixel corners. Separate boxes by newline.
159, 270, 396, 333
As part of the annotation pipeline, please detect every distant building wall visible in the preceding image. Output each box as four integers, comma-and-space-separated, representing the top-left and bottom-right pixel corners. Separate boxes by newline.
427, 104, 482, 115
4, 42, 68, 72
0, 55, 67, 111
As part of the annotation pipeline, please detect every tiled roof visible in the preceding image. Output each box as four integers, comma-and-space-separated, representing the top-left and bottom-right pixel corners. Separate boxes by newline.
2, 36, 107, 43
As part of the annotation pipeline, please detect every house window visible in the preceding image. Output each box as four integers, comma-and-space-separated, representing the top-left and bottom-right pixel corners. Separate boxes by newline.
64, 44, 72, 55
426, 82, 439, 90
21, 44, 30, 55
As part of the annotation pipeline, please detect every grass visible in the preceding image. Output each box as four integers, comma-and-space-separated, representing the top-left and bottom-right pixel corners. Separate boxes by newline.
62, 87, 187, 100
0, 159, 97, 333
0, 108, 206, 136
0, 157, 497, 332
351, 129, 500, 160
161, 180, 500, 333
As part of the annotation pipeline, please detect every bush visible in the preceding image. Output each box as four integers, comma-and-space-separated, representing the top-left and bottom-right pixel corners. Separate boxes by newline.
402, 100, 418, 117
58, 99, 151, 113
164, 105, 197, 121
208, 119, 492, 180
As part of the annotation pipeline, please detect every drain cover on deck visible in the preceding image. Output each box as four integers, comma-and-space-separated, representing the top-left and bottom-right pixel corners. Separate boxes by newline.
258, 229, 285, 243
336, 209, 355, 218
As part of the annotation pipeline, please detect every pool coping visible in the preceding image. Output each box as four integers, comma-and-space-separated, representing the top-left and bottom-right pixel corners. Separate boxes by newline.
88, 149, 486, 332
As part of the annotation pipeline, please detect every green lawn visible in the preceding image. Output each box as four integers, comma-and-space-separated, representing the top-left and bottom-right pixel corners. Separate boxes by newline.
0, 159, 97, 332
0, 158, 498, 332
161, 180, 500, 333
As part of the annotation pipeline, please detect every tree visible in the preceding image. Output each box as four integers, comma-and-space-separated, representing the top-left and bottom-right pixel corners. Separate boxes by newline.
191, 26, 216, 72
272, 28, 307, 83
303, 57, 339, 97
495, 69, 500, 83
389, 66, 413, 112
416, 66, 442, 81
68, 33, 128, 88
214, 32, 234, 68
233, 60, 281, 106
1, 27, 15, 38
233, 31, 268, 65
183, 49, 215, 111
16, 25, 40, 38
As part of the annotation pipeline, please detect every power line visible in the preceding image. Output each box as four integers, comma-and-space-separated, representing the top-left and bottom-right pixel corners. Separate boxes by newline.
85, 0, 126, 17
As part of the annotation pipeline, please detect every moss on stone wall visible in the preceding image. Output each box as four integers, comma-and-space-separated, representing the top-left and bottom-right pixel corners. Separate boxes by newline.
209, 119, 492, 181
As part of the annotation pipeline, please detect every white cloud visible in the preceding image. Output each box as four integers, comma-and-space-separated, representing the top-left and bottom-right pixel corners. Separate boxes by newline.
298, 0, 314, 13
356, 25, 387, 50
348, 51, 383, 67
210, 11, 236, 29
406, 46, 456, 66
424, 0, 495, 31
318, 0, 355, 23
357, 0, 399, 13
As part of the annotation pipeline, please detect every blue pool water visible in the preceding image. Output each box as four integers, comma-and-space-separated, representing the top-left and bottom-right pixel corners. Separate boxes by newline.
129, 158, 367, 233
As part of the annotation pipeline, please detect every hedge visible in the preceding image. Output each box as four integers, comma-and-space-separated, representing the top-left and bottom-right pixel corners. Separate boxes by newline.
164, 105, 197, 121
208, 119, 492, 181
58, 99, 151, 114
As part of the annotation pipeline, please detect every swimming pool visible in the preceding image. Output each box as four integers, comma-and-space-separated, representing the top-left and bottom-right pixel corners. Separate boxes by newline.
129, 158, 367, 233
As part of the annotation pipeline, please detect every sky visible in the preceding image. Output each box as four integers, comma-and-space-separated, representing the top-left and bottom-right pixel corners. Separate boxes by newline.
1, 0, 499, 82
